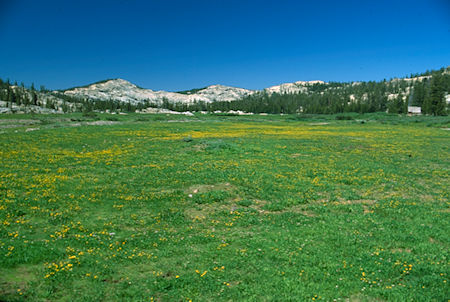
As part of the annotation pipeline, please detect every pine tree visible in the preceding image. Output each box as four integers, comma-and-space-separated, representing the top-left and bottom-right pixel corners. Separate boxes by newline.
32, 92, 38, 106
62, 102, 69, 113
412, 82, 425, 106
422, 94, 432, 114
23, 94, 30, 106
429, 74, 446, 115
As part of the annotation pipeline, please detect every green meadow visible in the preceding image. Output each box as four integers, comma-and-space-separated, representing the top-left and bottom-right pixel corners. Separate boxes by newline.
0, 113, 449, 301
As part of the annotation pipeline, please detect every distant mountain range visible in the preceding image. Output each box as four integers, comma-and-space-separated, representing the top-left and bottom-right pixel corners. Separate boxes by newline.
0, 67, 449, 115
61, 78, 327, 105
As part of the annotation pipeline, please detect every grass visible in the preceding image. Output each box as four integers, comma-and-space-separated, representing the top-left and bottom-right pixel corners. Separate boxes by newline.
0, 113, 449, 301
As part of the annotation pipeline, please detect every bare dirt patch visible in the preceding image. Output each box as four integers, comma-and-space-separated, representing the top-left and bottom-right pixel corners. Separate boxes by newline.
248, 200, 317, 216
308, 122, 330, 126
186, 182, 235, 194
291, 207, 317, 217
345, 294, 386, 302
85, 121, 120, 126
0, 124, 25, 129
0, 119, 40, 124
0, 119, 41, 129
194, 144, 205, 151
167, 119, 201, 123
68, 120, 120, 128
336, 199, 376, 205
363, 205, 373, 214
391, 248, 412, 253
248, 199, 268, 213
290, 153, 311, 158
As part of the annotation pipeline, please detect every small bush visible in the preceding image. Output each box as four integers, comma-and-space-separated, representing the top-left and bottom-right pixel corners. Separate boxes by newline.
183, 135, 193, 142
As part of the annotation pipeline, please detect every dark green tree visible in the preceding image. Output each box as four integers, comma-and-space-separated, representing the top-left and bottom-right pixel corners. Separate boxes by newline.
429, 73, 446, 115
32, 92, 38, 106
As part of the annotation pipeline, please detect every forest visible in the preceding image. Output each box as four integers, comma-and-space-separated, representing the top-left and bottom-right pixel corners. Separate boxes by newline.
0, 68, 449, 115
163, 68, 449, 115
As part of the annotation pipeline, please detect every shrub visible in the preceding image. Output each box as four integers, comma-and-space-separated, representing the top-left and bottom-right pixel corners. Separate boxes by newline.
183, 135, 193, 142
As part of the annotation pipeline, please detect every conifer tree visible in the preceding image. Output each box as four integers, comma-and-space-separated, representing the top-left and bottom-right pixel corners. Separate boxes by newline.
32, 92, 38, 106
429, 73, 446, 115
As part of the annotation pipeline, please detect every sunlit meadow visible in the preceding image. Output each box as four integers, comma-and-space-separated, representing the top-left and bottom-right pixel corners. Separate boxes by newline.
0, 113, 448, 301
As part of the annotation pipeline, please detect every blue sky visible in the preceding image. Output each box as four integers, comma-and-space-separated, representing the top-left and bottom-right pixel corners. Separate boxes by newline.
0, 0, 449, 91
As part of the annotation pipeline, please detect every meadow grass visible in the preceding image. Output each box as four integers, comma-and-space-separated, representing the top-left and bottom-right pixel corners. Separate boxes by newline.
0, 113, 449, 301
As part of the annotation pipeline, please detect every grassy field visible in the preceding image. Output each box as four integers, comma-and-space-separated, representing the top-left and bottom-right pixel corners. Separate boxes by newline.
0, 113, 449, 301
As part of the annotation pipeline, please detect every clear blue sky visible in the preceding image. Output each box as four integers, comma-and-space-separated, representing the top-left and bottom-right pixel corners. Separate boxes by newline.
0, 0, 449, 91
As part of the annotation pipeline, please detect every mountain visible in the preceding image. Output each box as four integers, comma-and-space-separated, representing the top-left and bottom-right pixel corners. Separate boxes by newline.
62, 79, 255, 104
61, 79, 329, 105
0, 67, 448, 115
264, 80, 326, 94
60, 68, 450, 107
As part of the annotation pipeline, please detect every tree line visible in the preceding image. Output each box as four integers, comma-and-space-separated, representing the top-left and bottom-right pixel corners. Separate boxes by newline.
1, 67, 449, 115
163, 68, 449, 115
